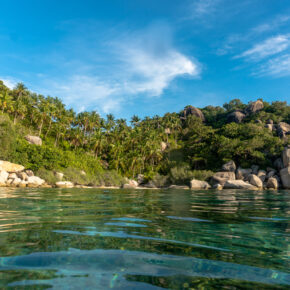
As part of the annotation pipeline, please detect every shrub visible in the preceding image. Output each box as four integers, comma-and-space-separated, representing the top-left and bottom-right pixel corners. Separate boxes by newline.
151, 173, 169, 188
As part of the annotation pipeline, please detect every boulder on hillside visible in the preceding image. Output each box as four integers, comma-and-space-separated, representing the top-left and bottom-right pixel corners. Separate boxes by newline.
265, 124, 274, 131
25, 170, 34, 177
277, 122, 290, 138
224, 180, 258, 190
280, 167, 290, 189
267, 177, 279, 189
267, 119, 274, 124
282, 147, 290, 168
181, 106, 205, 121
25, 135, 42, 146
249, 174, 263, 188
190, 179, 211, 189
0, 161, 24, 173
245, 100, 264, 114
222, 160, 236, 172
227, 111, 245, 123
161, 141, 167, 152
56, 181, 74, 188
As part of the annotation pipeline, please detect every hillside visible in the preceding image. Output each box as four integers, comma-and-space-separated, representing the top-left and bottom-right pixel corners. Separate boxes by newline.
0, 80, 289, 187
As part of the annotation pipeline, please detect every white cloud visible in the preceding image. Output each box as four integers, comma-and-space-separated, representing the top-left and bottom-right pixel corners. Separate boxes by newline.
1, 77, 18, 89
256, 54, 290, 77
39, 22, 200, 114
236, 34, 290, 60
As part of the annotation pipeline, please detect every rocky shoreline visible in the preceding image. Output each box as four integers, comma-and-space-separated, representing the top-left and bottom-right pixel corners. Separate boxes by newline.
0, 146, 289, 190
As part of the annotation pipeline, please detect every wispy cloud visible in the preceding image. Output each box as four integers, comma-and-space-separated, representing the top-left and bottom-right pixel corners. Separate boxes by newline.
236, 34, 290, 61
255, 54, 290, 77
39, 22, 200, 114
190, 0, 220, 16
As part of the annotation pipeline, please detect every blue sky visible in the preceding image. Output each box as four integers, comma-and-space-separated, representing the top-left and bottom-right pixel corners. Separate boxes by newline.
0, 0, 289, 119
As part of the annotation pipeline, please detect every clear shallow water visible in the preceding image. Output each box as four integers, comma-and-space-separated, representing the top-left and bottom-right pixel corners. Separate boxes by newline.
0, 188, 289, 289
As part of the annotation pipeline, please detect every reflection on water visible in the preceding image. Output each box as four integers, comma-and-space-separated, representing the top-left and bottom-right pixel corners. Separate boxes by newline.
0, 188, 289, 289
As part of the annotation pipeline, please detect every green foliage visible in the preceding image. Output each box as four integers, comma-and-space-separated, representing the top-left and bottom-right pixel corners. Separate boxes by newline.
151, 173, 169, 188
36, 168, 58, 184
0, 79, 289, 185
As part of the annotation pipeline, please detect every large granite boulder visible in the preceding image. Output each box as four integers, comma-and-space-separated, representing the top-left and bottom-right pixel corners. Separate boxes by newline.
224, 180, 258, 190
27, 176, 45, 187
56, 181, 74, 188
267, 177, 279, 189
277, 122, 290, 138
55, 172, 64, 181
236, 167, 252, 180
211, 171, 235, 186
227, 111, 246, 123
245, 100, 264, 114
222, 160, 236, 172
0, 170, 9, 186
181, 106, 205, 121
280, 167, 290, 189
0, 161, 24, 173
282, 147, 290, 168
25, 135, 42, 146
190, 179, 211, 189
249, 174, 263, 188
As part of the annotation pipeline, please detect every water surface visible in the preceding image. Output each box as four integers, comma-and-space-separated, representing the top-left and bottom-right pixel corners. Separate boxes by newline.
0, 188, 289, 289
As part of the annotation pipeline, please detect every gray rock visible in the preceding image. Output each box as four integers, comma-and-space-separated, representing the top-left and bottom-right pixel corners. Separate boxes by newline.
245, 100, 264, 114
282, 147, 290, 168
212, 172, 235, 186
267, 171, 276, 179
190, 179, 211, 189
257, 170, 267, 182
12, 177, 22, 186
137, 174, 145, 185
0, 161, 24, 172
25, 135, 42, 146
227, 111, 245, 123
181, 106, 205, 121
251, 165, 259, 175
161, 141, 167, 152
249, 174, 263, 188
213, 183, 223, 190
277, 122, 290, 138
236, 167, 252, 180
224, 180, 258, 190
274, 158, 284, 171
8, 173, 17, 179
267, 177, 279, 189
280, 167, 290, 189
266, 119, 274, 124
222, 160, 236, 172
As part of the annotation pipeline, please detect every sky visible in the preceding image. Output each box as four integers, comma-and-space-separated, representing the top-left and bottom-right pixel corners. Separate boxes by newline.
0, 0, 289, 119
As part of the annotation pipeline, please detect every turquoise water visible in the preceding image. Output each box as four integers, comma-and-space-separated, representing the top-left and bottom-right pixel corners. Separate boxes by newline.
0, 188, 289, 289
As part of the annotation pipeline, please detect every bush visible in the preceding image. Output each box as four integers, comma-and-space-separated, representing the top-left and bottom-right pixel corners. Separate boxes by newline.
36, 168, 58, 184
169, 165, 195, 185
151, 173, 169, 188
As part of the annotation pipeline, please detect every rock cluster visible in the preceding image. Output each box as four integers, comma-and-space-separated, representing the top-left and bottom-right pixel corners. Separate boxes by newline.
0, 161, 48, 188
209, 146, 290, 190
